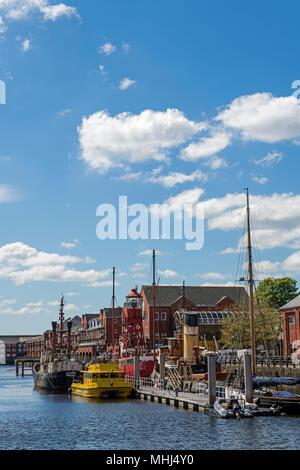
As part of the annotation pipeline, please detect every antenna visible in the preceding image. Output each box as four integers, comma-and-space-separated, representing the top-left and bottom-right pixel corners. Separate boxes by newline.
112, 267, 115, 349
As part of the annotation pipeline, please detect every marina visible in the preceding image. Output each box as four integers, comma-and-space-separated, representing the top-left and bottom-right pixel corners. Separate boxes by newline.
1, 366, 300, 451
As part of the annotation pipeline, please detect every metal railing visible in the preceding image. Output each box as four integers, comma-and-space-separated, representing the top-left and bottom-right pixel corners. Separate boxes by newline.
219, 356, 295, 367
194, 383, 225, 398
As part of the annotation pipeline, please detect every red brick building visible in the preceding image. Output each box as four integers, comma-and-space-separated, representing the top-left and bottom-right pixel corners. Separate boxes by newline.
280, 294, 300, 357
140, 285, 248, 346
0, 336, 36, 364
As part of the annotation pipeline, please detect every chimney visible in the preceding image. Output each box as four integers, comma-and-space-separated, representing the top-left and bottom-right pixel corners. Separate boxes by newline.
51, 321, 57, 356
67, 321, 72, 357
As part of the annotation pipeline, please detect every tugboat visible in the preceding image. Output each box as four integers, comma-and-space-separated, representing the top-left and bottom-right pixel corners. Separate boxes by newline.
33, 296, 81, 392
71, 363, 133, 399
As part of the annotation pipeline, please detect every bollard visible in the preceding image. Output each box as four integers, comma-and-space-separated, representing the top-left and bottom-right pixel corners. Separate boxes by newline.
134, 355, 140, 390
244, 353, 253, 403
207, 353, 217, 407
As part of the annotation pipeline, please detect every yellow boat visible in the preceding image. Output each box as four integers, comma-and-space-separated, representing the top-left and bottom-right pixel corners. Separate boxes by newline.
71, 363, 133, 399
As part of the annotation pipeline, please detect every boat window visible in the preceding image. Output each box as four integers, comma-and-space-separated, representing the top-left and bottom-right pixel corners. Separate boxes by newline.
110, 373, 119, 378
92, 374, 100, 379
100, 373, 109, 378
120, 372, 125, 378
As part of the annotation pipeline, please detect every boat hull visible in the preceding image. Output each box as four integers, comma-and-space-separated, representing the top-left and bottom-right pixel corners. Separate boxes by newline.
255, 395, 300, 413
33, 368, 76, 392
119, 360, 155, 378
71, 383, 132, 399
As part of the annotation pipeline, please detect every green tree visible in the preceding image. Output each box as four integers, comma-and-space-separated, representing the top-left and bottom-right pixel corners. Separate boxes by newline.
255, 277, 298, 309
219, 303, 282, 351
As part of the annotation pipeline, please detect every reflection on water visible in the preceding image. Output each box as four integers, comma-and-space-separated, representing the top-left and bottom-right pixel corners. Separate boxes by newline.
0, 366, 300, 450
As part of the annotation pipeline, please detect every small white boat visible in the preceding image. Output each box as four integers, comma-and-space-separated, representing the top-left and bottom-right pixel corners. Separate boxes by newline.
214, 398, 253, 419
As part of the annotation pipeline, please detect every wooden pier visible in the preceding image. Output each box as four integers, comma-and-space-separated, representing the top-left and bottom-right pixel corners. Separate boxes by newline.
15, 357, 39, 376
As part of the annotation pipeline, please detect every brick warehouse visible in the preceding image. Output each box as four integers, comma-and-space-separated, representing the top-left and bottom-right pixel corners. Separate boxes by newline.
281, 294, 300, 357
140, 285, 248, 346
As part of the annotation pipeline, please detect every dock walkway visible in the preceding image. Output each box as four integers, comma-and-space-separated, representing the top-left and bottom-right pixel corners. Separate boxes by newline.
135, 385, 282, 417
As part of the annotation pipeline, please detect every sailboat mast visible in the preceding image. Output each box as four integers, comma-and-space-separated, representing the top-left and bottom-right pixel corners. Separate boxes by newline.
246, 188, 256, 375
112, 267, 115, 349
59, 295, 64, 349
152, 249, 156, 361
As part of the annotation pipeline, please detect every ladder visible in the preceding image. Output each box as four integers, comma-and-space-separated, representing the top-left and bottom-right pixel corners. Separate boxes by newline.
167, 367, 182, 391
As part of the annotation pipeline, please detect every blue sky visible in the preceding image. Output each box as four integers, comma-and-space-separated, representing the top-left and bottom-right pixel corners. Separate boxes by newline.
1, 0, 300, 334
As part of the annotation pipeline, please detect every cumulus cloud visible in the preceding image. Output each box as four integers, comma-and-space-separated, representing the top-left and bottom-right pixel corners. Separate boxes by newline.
158, 269, 178, 278
216, 93, 300, 143
252, 176, 268, 184
21, 37, 32, 51
98, 42, 116, 55
119, 77, 136, 90
0, 242, 111, 286
0, 0, 79, 30
147, 169, 208, 187
138, 249, 163, 256
60, 239, 79, 249
78, 108, 205, 174
180, 130, 231, 161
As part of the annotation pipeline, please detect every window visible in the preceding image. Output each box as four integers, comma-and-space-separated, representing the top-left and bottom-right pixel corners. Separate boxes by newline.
110, 373, 119, 378
288, 315, 296, 324
161, 333, 167, 338
100, 373, 109, 378
155, 312, 159, 320
114, 329, 118, 334
161, 312, 167, 321
155, 333, 160, 339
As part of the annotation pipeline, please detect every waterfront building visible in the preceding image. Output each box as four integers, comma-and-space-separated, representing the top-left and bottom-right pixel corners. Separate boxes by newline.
0, 335, 35, 364
140, 285, 248, 346
280, 294, 300, 356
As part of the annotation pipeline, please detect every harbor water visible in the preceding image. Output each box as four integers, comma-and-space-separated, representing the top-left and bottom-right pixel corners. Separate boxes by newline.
0, 366, 300, 450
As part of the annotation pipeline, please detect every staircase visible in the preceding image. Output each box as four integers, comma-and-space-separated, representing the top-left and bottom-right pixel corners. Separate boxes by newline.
167, 367, 182, 391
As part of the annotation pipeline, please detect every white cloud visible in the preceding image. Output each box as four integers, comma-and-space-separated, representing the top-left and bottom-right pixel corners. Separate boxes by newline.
138, 249, 162, 256
57, 108, 71, 118
200, 282, 235, 287
253, 151, 283, 167
0, 0, 79, 30
60, 239, 79, 249
119, 77, 136, 90
158, 269, 178, 278
216, 92, 300, 143
21, 37, 31, 51
98, 42, 116, 55
147, 169, 208, 187
0, 15, 7, 32
64, 303, 78, 312
0, 242, 111, 286
0, 184, 19, 203
111, 171, 142, 182
131, 262, 149, 272
205, 156, 228, 170
78, 108, 205, 174
252, 176, 268, 184
198, 272, 228, 280
180, 130, 231, 161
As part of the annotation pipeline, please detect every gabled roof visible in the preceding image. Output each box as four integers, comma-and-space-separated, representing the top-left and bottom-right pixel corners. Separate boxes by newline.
82, 313, 98, 321
280, 294, 300, 310
141, 285, 248, 308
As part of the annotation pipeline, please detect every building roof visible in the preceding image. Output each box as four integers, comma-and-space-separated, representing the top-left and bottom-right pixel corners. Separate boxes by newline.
141, 285, 248, 308
102, 307, 122, 318
82, 313, 98, 321
280, 294, 300, 310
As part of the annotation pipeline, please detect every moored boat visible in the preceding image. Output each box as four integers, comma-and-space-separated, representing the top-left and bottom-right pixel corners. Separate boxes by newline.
119, 356, 156, 378
71, 363, 133, 399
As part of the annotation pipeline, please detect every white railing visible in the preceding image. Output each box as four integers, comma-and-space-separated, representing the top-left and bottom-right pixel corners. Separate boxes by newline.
195, 383, 208, 396
216, 386, 226, 398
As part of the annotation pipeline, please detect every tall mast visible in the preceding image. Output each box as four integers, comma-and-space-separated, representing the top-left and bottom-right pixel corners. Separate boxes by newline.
245, 188, 256, 375
112, 267, 115, 349
152, 249, 156, 360
59, 295, 64, 349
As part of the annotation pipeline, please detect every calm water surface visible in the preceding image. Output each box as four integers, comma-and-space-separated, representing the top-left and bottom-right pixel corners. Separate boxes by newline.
0, 365, 299, 450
